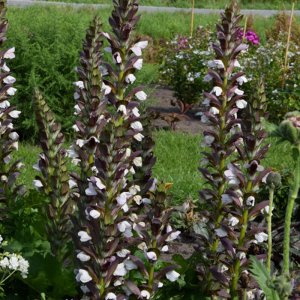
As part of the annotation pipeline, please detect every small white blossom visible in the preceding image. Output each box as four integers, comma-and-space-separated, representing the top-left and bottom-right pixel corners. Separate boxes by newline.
125, 74, 136, 84
140, 290, 151, 299
133, 58, 143, 70
246, 196, 255, 207
132, 107, 140, 117
237, 75, 248, 85
235, 88, 244, 96
105, 293, 117, 300
78, 231, 92, 242
118, 104, 127, 115
131, 121, 143, 131
89, 209, 100, 219
146, 251, 157, 261
166, 230, 181, 242
133, 157, 142, 167
0, 100, 10, 108
33, 179, 43, 188
255, 232, 268, 243
212, 86, 222, 96
113, 263, 127, 276
236, 99, 247, 109
204, 135, 215, 146
3, 76, 16, 84
8, 110, 21, 118
4, 47, 15, 59
166, 270, 180, 282
7, 87, 17, 96
209, 107, 219, 115
85, 182, 97, 196
74, 81, 84, 89
77, 252, 91, 262
135, 91, 147, 101
131, 41, 148, 56
134, 133, 144, 141
76, 269, 92, 283
215, 228, 227, 237
228, 216, 239, 227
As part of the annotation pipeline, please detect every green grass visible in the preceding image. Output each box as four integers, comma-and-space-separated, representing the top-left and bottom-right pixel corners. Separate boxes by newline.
45, 0, 300, 10
14, 130, 294, 205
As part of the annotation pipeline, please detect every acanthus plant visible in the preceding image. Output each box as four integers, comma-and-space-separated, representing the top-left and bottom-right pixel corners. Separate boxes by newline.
69, 1, 179, 298
33, 90, 73, 260
0, 0, 24, 230
198, 2, 270, 298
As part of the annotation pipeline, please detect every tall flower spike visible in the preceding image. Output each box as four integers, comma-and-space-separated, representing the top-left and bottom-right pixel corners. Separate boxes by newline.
34, 90, 73, 259
0, 0, 24, 223
198, 1, 249, 296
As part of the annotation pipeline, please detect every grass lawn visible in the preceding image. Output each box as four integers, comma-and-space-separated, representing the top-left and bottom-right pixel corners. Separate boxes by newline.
44, 0, 300, 10
14, 130, 294, 205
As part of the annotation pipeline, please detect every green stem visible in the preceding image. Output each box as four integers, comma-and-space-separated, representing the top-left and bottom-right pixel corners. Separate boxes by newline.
283, 145, 300, 275
267, 187, 274, 274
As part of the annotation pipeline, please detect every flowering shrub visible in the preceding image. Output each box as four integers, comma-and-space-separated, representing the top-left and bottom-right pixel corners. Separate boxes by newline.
238, 29, 260, 45
240, 33, 300, 123
160, 28, 213, 113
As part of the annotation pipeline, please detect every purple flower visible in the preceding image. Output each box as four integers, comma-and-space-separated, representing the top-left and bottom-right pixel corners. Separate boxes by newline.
177, 36, 189, 50
237, 29, 260, 45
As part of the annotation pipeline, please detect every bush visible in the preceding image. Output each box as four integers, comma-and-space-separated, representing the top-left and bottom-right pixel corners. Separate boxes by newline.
160, 27, 213, 113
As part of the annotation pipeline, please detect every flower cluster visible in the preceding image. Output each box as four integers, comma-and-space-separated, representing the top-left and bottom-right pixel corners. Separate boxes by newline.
0, 235, 29, 280
0, 0, 24, 224
33, 90, 73, 259
198, 2, 270, 298
70, 1, 179, 298
238, 29, 260, 45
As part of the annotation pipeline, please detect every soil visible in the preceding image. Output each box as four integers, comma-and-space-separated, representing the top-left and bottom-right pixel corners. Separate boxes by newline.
147, 85, 206, 135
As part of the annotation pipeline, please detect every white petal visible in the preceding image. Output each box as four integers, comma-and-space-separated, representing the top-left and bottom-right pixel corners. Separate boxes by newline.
0, 100, 10, 108
9, 132, 18, 140
255, 232, 268, 243
132, 107, 140, 117
102, 82, 112, 95
74, 81, 84, 89
133, 157, 142, 167
89, 209, 100, 219
3, 76, 16, 84
7, 87, 17, 96
140, 290, 151, 299
4, 47, 15, 59
133, 58, 143, 70
78, 231, 92, 242
215, 228, 227, 237
125, 74, 136, 84
135, 91, 147, 101
131, 121, 143, 131
1, 63, 10, 72
85, 183, 97, 196
134, 133, 144, 141
77, 252, 91, 262
235, 88, 244, 96
212, 86, 222, 96
236, 99, 247, 109
76, 269, 92, 283
117, 104, 127, 115
33, 179, 43, 188
146, 251, 157, 261
113, 263, 127, 276
105, 293, 117, 300
166, 270, 180, 282
8, 110, 21, 118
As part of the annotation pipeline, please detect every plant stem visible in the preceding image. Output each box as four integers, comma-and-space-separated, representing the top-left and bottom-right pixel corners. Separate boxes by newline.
283, 1, 295, 86
283, 144, 300, 275
267, 187, 274, 274
190, 0, 195, 37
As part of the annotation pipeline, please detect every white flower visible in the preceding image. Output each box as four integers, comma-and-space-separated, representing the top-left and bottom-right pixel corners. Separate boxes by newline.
140, 290, 151, 299
105, 293, 117, 300
135, 91, 147, 101
117, 221, 133, 237
74, 81, 84, 89
113, 263, 127, 276
76, 139, 85, 148
118, 104, 127, 115
125, 74, 136, 84
166, 230, 181, 242
255, 232, 268, 243
9, 132, 19, 140
237, 252, 246, 260
133, 157, 142, 167
234, 60, 241, 68
212, 86, 222, 96
7, 87, 17, 96
102, 82, 112, 95
132, 107, 140, 117
224, 168, 239, 186
9, 255, 19, 270
1, 63, 10, 72
166, 270, 180, 282
146, 251, 157, 261
228, 216, 239, 227
102, 32, 110, 39
215, 228, 227, 237
85, 182, 97, 196
246, 196, 255, 207
76, 269, 92, 283
74, 104, 81, 115
204, 135, 215, 146
117, 249, 130, 258
237, 75, 248, 85
261, 205, 272, 215
8, 110, 21, 118
235, 88, 244, 96
129, 185, 140, 195
161, 245, 169, 252
113, 52, 122, 64
134, 133, 144, 141
74, 92, 80, 100
133, 58, 143, 70
4, 47, 15, 59
116, 192, 131, 207
78, 231, 92, 242
0, 257, 9, 268
0, 100, 10, 108
33, 179, 43, 188
0, 235, 3, 244
158, 282, 163, 288
92, 177, 106, 190
236, 99, 247, 109
89, 209, 100, 219
68, 179, 77, 189
209, 107, 219, 115
246, 290, 255, 300
131, 41, 148, 56
77, 252, 91, 262
72, 124, 80, 132
3, 76, 16, 84
131, 121, 143, 131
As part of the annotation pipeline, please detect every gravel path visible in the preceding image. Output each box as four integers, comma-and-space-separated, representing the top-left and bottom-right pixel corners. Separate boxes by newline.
7, 0, 300, 16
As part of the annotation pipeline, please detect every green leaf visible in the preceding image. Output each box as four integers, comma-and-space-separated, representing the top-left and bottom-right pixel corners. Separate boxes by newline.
249, 256, 280, 300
